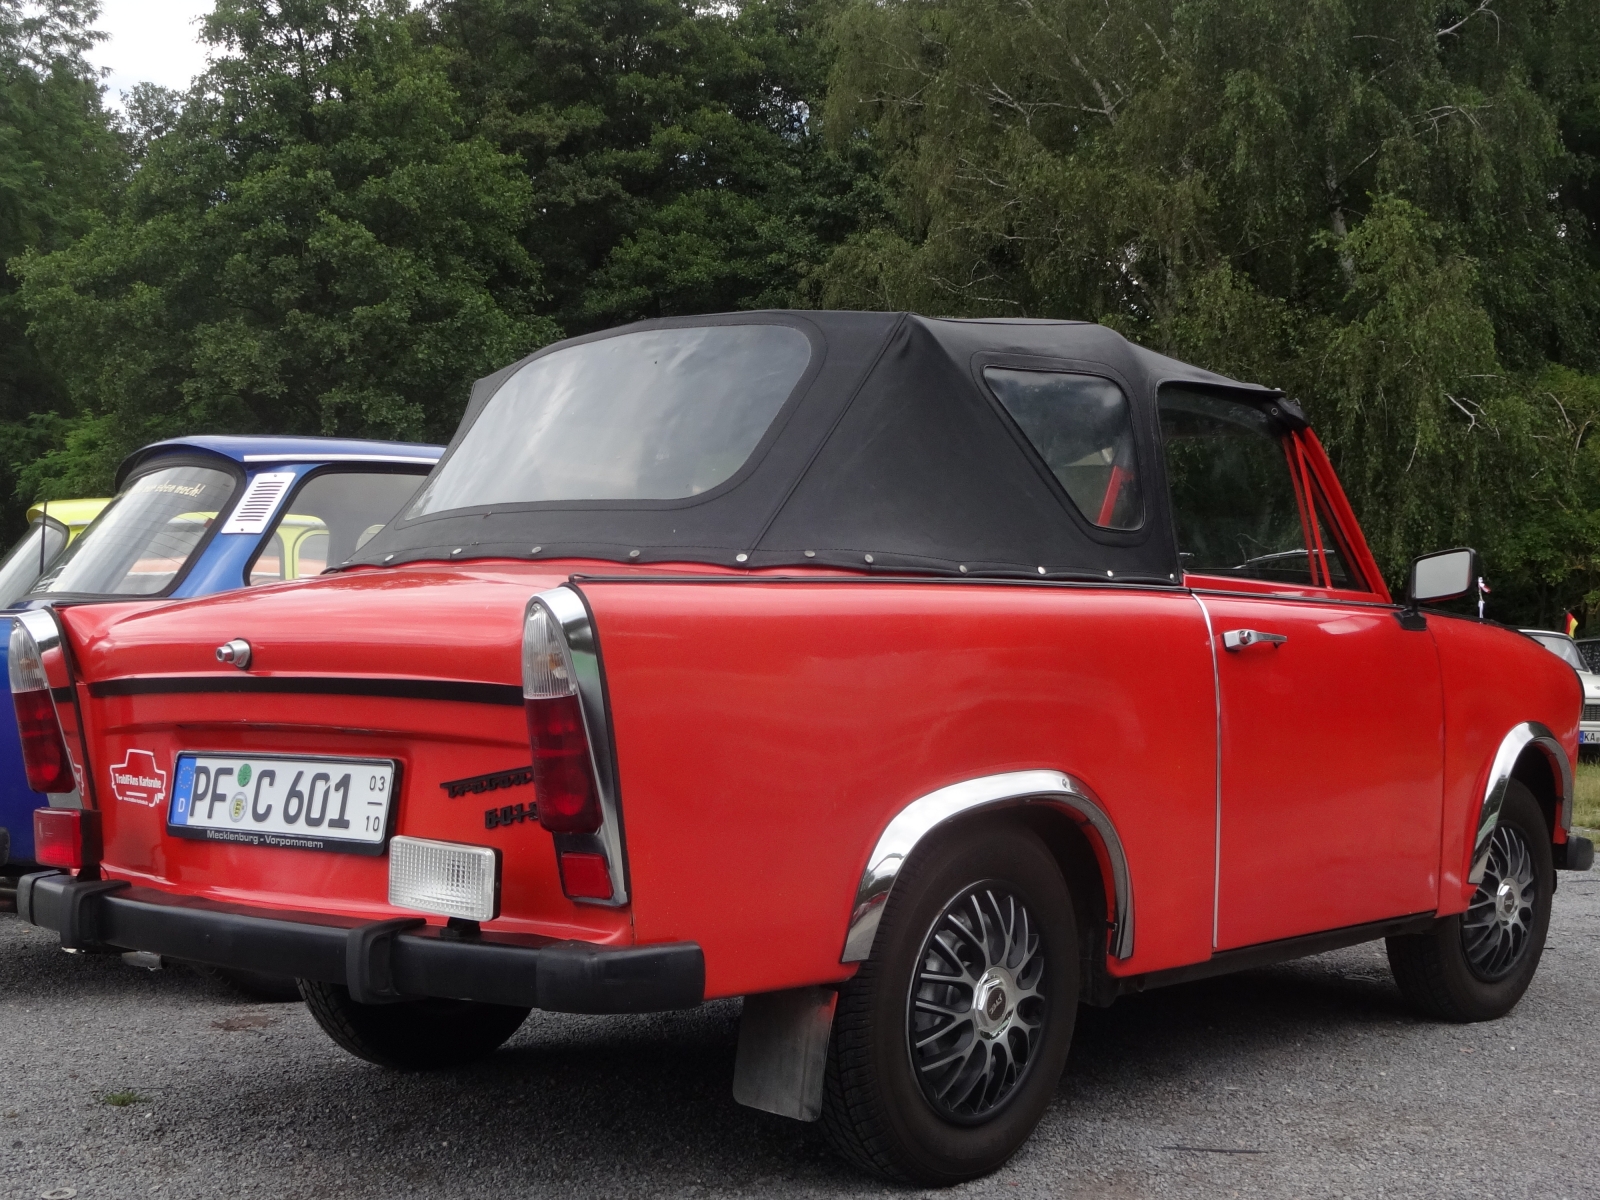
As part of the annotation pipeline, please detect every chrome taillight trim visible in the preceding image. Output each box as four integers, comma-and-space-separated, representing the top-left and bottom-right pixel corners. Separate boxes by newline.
14, 608, 63, 664
529, 586, 628, 906
1469, 720, 1571, 886
841, 770, 1134, 964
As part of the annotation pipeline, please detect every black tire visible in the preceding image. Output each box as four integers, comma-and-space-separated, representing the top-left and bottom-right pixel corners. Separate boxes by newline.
820, 821, 1078, 1185
1386, 779, 1553, 1022
187, 963, 305, 1003
298, 979, 530, 1069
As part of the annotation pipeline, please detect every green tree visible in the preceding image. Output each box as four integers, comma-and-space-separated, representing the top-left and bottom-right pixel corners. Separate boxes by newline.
0, 0, 121, 524
14, 0, 556, 497
431, 0, 880, 330
821, 0, 1600, 626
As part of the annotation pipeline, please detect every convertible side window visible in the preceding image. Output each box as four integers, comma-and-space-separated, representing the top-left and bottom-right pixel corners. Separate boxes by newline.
984, 368, 1143, 530
1158, 387, 1320, 585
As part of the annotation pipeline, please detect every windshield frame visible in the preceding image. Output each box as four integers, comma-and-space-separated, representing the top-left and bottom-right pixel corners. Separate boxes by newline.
28, 453, 245, 602
241, 462, 434, 586
391, 315, 826, 530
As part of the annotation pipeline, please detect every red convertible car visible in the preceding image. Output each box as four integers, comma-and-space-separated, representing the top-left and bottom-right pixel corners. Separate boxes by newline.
13, 313, 1593, 1184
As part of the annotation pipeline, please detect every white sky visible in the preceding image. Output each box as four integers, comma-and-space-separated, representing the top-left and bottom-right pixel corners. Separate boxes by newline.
88, 0, 213, 103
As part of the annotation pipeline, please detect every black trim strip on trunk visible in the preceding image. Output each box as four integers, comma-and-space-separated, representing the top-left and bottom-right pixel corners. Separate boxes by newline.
87, 675, 524, 707
50, 686, 73, 703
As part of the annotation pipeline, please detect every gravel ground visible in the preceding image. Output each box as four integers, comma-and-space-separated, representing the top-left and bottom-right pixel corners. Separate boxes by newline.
0, 868, 1596, 1200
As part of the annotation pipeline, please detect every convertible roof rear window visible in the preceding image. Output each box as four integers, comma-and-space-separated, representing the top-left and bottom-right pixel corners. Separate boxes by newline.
407, 324, 812, 516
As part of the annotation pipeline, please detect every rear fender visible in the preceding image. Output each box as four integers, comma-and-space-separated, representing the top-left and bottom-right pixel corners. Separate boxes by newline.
840, 770, 1134, 964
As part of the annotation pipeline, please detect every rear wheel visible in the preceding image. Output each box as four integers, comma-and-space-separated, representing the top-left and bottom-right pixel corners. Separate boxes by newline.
299, 979, 530, 1069
819, 822, 1078, 1184
1386, 780, 1553, 1022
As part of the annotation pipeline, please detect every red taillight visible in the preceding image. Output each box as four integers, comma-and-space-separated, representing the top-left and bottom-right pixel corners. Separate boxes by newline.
34, 808, 99, 870
524, 593, 621, 902
527, 694, 602, 833
558, 851, 614, 899
14, 688, 74, 794
9, 619, 74, 794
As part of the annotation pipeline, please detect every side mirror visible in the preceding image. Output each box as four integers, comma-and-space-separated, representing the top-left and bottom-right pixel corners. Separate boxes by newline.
1409, 547, 1477, 605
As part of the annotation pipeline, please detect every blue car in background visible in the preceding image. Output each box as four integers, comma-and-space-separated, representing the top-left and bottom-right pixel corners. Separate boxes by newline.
0, 435, 443, 881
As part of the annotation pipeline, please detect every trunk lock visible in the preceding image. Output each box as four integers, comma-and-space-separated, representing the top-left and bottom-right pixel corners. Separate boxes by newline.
215, 639, 252, 670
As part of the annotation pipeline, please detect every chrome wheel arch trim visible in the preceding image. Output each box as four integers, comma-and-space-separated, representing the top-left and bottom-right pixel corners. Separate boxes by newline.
840, 770, 1134, 964
532, 585, 629, 906
1470, 720, 1571, 886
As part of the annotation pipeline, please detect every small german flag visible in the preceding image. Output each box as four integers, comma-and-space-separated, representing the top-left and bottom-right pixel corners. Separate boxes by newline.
1566, 611, 1579, 637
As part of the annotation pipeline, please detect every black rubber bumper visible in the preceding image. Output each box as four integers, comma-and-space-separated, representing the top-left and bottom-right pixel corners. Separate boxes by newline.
17, 872, 704, 1014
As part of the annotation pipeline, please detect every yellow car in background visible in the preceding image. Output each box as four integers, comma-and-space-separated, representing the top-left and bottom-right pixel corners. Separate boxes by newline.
134, 511, 337, 588
0, 498, 112, 607
246, 512, 335, 584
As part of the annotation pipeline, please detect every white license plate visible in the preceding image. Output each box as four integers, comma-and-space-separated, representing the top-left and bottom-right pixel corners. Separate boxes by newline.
167, 753, 397, 855
1582, 731, 1600, 745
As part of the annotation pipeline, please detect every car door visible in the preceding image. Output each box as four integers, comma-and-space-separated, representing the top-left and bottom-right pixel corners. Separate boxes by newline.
1159, 386, 1444, 950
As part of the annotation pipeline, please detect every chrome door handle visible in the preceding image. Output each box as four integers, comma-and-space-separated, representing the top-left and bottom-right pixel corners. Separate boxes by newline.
1222, 628, 1287, 652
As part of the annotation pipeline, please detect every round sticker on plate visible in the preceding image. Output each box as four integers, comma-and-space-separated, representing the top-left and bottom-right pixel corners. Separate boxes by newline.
230, 792, 247, 822
237, 763, 252, 786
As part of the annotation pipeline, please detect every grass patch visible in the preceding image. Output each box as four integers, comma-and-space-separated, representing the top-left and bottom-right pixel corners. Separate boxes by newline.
1573, 760, 1600, 831
102, 1091, 144, 1107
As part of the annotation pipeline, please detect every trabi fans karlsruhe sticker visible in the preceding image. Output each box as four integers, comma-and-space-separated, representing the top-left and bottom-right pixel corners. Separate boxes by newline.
109, 749, 168, 807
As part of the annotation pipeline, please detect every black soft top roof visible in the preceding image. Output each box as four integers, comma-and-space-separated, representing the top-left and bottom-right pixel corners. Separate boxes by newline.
347, 311, 1286, 583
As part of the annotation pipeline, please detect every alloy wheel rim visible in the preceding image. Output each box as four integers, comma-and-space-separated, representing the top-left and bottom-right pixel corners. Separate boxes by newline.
1462, 821, 1538, 981
906, 884, 1047, 1122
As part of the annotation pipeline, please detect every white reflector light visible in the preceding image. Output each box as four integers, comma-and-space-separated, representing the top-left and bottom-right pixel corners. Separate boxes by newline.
388, 836, 499, 922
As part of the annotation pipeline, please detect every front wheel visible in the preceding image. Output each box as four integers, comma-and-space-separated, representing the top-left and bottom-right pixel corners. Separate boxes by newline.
819, 822, 1078, 1184
299, 980, 530, 1069
1386, 779, 1553, 1022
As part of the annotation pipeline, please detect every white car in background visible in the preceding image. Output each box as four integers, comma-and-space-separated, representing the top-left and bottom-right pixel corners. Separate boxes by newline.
1523, 629, 1600, 757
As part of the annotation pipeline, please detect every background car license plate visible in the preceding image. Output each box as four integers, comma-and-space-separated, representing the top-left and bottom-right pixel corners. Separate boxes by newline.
1582, 731, 1600, 745
167, 753, 396, 855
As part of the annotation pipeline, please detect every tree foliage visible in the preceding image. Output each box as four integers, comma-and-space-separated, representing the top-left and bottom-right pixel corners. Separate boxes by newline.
821, 0, 1600, 625
9, 0, 868, 514
0, 0, 121, 514
13, 0, 555, 495
9, 0, 1600, 627
430, 0, 878, 330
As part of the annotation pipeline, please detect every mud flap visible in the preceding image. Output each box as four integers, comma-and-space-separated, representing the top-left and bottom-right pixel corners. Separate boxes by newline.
732, 985, 837, 1121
